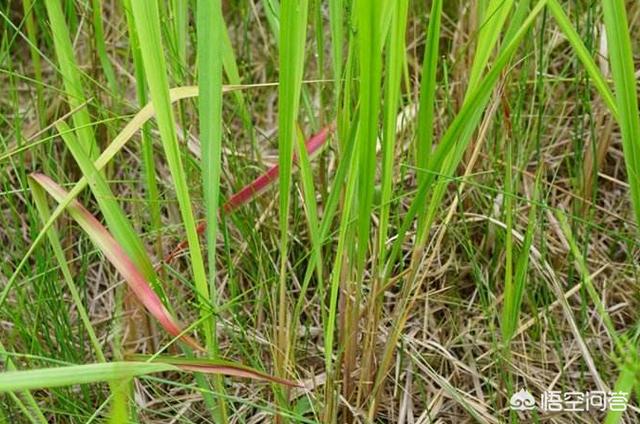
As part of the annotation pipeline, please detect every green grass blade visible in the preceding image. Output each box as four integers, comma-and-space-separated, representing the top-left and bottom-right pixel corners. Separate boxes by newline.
379, 0, 410, 268
0, 341, 48, 424
0, 356, 301, 394
276, 0, 309, 378
605, 356, 636, 424
43, 0, 99, 160
107, 378, 129, 424
197, 0, 224, 350
293, 120, 358, 335
28, 174, 106, 363
56, 121, 157, 284
91, 0, 118, 95
601, 0, 640, 226
122, 0, 163, 260
467, 0, 514, 94
289, 124, 324, 334
130, 1, 212, 353
546, 0, 618, 119
415, 0, 443, 216
4, 391, 45, 424
197, 0, 228, 419
28, 173, 203, 351
329, 0, 343, 104
0, 362, 177, 393
324, 125, 360, 370
21, 0, 44, 126
354, 0, 384, 272
171, 0, 188, 82
262, 0, 281, 36
501, 169, 542, 342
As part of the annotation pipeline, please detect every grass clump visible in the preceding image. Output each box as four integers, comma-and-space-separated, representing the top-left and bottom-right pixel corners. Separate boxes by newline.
1, 1, 639, 423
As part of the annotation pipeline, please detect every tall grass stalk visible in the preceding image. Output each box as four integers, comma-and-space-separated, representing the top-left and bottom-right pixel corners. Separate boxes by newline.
359, 0, 409, 406
369, 1, 548, 416
44, 0, 100, 160
275, 0, 309, 384
336, 0, 387, 409
197, 0, 228, 419
130, 3, 224, 416
130, 0, 209, 344
122, 0, 164, 261
21, 0, 44, 126
90, 0, 118, 95
601, 0, 640, 226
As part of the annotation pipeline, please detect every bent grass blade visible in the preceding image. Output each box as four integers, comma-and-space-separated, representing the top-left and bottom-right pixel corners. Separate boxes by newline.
162, 125, 333, 264
56, 121, 157, 284
28, 173, 204, 352
0, 359, 301, 393
0, 85, 238, 310
127, 355, 302, 388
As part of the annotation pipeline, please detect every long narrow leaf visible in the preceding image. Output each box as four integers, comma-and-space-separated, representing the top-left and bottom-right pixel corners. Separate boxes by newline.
0, 358, 301, 394
501, 170, 542, 342
197, 0, 228, 418
546, 0, 618, 119
0, 362, 174, 393
162, 125, 332, 264
56, 121, 157, 284
130, 2, 213, 358
276, 0, 309, 380
605, 357, 636, 424
44, 0, 99, 160
0, 85, 236, 309
28, 174, 106, 362
601, 0, 640, 226
415, 0, 443, 230
467, 0, 514, 93
128, 355, 302, 388
28, 173, 203, 351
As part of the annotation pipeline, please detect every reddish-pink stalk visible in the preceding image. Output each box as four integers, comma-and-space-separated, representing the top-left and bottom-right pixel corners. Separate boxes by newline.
30, 173, 204, 351
164, 124, 333, 263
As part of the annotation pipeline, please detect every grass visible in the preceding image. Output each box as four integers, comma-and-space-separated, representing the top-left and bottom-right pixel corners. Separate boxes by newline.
196, 0, 228, 419
1, 1, 640, 423
601, 0, 640, 227
43, 0, 100, 161
276, 0, 309, 393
